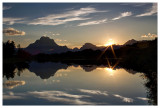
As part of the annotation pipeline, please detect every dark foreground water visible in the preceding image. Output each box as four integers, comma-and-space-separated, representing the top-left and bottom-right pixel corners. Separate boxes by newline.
3, 61, 150, 105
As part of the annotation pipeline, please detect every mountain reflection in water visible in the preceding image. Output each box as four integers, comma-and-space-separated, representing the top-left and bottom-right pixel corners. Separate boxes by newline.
3, 61, 157, 105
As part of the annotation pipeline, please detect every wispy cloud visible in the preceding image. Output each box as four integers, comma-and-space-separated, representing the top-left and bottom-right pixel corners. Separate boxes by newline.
113, 94, 133, 103
28, 7, 107, 26
3, 6, 12, 10
141, 33, 157, 38
3, 28, 26, 36
52, 33, 60, 36
112, 12, 132, 20
79, 89, 108, 96
29, 17, 89, 26
136, 3, 157, 17
55, 39, 67, 42
43, 32, 60, 37
3, 17, 25, 25
78, 19, 107, 26
137, 97, 149, 101
3, 80, 26, 89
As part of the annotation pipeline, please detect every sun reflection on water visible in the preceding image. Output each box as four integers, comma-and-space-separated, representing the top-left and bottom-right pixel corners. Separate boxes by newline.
105, 68, 115, 76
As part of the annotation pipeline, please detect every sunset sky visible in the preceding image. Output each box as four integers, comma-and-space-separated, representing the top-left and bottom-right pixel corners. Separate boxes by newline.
3, 3, 157, 48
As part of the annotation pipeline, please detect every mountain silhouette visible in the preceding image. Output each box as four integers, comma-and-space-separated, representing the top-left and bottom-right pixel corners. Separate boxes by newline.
25, 36, 70, 55
80, 43, 98, 50
124, 39, 137, 45
80, 43, 105, 51
72, 47, 79, 52
24, 36, 125, 55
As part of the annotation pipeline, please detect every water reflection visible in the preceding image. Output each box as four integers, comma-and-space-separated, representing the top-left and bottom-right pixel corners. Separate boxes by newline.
113, 94, 134, 103
29, 62, 68, 79
3, 89, 150, 105
80, 65, 97, 72
105, 68, 115, 76
3, 61, 157, 105
3, 80, 25, 89
3, 62, 29, 79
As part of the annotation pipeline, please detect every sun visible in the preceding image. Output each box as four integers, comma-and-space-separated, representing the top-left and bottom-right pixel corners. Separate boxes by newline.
104, 39, 115, 46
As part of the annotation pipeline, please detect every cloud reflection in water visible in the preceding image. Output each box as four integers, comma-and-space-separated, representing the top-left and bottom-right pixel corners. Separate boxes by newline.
79, 89, 108, 96
3, 80, 26, 89
28, 90, 93, 105
113, 94, 134, 103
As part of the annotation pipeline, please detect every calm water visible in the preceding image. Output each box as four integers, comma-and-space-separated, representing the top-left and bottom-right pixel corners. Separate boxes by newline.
3, 61, 149, 105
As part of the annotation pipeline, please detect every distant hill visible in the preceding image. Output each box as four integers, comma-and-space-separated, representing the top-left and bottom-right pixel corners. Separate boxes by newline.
25, 36, 70, 55
124, 39, 137, 45
72, 47, 79, 52
80, 43, 122, 51
80, 43, 101, 50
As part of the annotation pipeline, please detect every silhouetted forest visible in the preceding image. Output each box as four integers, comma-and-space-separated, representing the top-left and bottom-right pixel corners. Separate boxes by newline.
3, 38, 157, 105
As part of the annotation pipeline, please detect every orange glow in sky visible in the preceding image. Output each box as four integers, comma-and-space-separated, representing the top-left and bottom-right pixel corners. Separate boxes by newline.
104, 39, 115, 46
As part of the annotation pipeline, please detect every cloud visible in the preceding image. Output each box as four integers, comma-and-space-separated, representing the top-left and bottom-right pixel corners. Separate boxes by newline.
52, 33, 60, 36
29, 17, 89, 26
43, 32, 60, 36
79, 89, 108, 96
55, 39, 67, 42
3, 7, 107, 26
137, 97, 149, 101
3, 80, 26, 89
3, 28, 26, 36
136, 3, 157, 17
112, 12, 132, 20
3, 17, 25, 25
28, 7, 107, 26
28, 90, 93, 105
78, 19, 107, 26
3, 6, 12, 10
141, 33, 157, 38
113, 94, 133, 103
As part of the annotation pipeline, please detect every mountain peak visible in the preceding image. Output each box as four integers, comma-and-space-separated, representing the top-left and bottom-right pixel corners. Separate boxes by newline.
80, 43, 98, 50
40, 36, 50, 40
35, 36, 58, 47
124, 39, 137, 45
83, 43, 96, 47
25, 36, 69, 55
